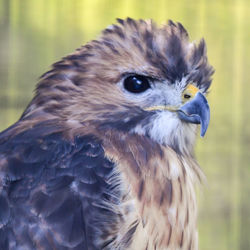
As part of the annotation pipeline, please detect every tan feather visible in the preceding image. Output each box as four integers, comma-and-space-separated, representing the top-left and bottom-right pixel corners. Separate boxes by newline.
101, 130, 204, 250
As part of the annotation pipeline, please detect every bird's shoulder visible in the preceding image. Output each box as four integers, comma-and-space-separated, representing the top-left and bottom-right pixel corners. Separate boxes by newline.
0, 120, 126, 249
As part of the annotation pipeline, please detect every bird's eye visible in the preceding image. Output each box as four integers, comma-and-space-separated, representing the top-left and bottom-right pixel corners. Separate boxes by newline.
123, 75, 151, 93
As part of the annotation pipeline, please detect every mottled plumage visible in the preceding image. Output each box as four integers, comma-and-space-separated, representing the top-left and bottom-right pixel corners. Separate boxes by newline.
0, 18, 213, 249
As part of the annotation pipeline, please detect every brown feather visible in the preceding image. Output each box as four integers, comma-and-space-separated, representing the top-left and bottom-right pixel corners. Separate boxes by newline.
99, 130, 204, 249
3, 18, 213, 249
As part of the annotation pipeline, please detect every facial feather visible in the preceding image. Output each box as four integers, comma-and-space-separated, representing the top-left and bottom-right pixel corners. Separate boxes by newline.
20, 18, 213, 156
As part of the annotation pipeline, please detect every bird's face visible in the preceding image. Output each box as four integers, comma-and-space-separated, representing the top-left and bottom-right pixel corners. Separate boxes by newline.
115, 73, 210, 155
33, 18, 214, 155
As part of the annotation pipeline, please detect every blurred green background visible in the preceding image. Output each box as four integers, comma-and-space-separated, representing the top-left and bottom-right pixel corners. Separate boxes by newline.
0, 0, 249, 249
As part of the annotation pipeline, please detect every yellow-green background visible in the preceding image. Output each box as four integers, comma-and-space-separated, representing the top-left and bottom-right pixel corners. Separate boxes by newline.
0, 0, 249, 249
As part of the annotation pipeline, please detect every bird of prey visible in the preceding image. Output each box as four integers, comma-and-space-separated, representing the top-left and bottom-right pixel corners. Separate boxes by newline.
0, 18, 214, 250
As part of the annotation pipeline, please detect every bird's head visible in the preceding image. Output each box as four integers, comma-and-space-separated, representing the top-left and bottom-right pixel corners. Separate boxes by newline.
24, 18, 214, 156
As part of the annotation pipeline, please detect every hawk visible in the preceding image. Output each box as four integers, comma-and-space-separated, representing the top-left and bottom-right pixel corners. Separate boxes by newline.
0, 18, 214, 250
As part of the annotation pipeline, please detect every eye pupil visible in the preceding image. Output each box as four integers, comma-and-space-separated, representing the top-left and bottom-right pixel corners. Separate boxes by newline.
124, 75, 150, 93
184, 94, 191, 99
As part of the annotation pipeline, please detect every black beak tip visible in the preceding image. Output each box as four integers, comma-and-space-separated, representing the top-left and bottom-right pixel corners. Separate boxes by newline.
200, 105, 210, 137
200, 126, 207, 137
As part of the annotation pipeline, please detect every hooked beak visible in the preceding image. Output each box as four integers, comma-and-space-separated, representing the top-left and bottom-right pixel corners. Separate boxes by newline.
178, 92, 210, 137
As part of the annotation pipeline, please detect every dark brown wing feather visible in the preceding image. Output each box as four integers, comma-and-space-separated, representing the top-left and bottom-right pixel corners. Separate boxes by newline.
0, 121, 120, 250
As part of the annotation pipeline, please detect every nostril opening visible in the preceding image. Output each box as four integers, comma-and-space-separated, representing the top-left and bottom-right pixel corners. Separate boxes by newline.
184, 94, 191, 99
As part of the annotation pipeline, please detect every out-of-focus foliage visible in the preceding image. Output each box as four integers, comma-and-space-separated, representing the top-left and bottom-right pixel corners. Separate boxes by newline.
0, 0, 249, 249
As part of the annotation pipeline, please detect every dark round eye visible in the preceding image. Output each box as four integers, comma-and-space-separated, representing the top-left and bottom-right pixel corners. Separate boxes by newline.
123, 75, 150, 93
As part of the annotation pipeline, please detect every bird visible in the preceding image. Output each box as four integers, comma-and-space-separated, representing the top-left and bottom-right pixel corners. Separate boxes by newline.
0, 18, 214, 250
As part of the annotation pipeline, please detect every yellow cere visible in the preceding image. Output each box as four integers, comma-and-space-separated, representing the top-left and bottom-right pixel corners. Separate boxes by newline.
185, 84, 199, 97
145, 84, 199, 112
